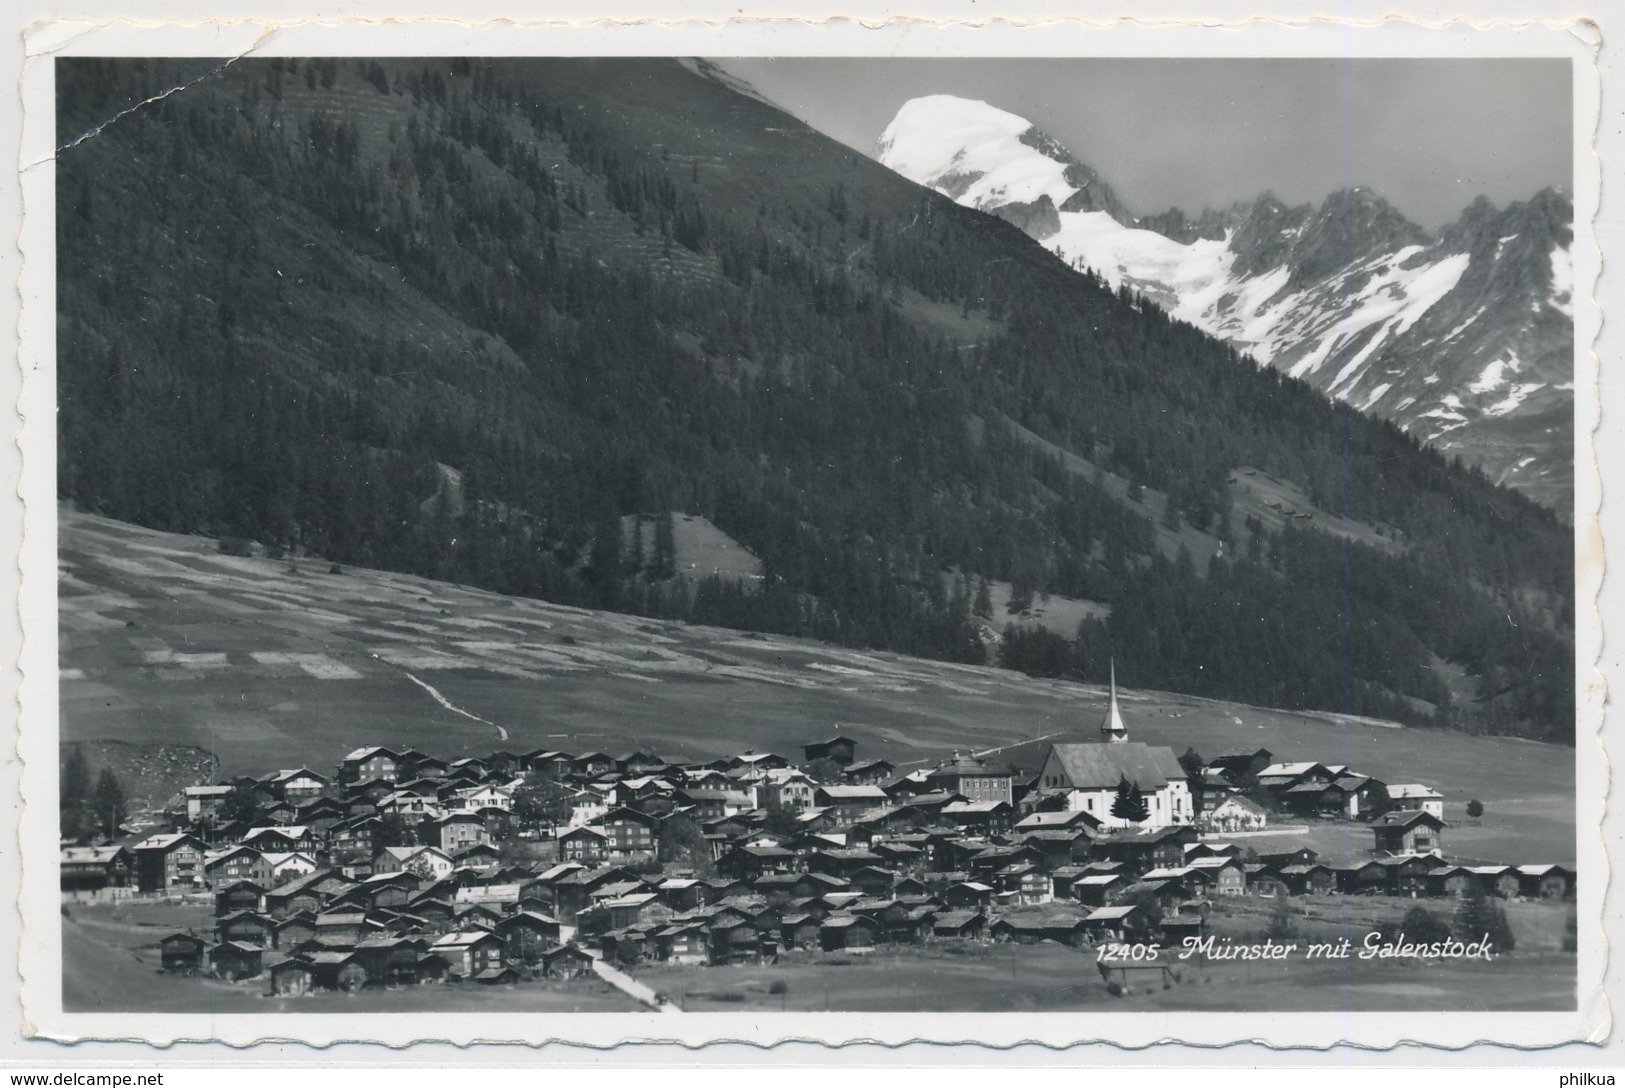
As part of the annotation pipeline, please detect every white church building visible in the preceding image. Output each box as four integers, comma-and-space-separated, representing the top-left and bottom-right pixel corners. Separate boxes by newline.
1033, 666, 1194, 831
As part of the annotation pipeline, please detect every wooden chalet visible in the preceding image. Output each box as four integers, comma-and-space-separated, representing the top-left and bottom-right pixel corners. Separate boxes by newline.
430, 930, 506, 979
802, 735, 858, 767
1370, 811, 1445, 857
60, 845, 135, 894
340, 746, 402, 786
1183, 856, 1246, 896
133, 833, 208, 893
600, 806, 659, 858
811, 785, 888, 826
841, 759, 895, 786
557, 826, 610, 865
654, 922, 710, 965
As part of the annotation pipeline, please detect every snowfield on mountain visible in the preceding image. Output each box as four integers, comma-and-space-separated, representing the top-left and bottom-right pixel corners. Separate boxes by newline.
879, 95, 1574, 512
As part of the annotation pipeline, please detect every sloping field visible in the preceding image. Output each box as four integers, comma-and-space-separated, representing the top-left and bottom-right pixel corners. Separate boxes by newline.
56, 508, 1573, 862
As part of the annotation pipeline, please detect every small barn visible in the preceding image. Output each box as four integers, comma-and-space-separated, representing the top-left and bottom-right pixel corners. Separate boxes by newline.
496, 911, 566, 965
1277, 864, 1336, 897
931, 910, 987, 940
818, 914, 876, 952
778, 914, 823, 951
354, 937, 428, 987
1159, 914, 1206, 947
159, 933, 207, 976
1469, 865, 1522, 900
1071, 873, 1130, 907
268, 958, 315, 997
1517, 864, 1575, 900
214, 881, 267, 916
941, 881, 996, 909
212, 941, 264, 982
305, 951, 369, 992
802, 735, 858, 767
216, 909, 276, 947
415, 953, 452, 984
541, 943, 598, 980
272, 912, 318, 950
1082, 904, 1146, 943
989, 917, 1050, 945
1426, 865, 1478, 899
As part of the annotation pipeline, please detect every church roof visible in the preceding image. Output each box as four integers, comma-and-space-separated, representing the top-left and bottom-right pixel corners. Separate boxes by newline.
1047, 743, 1184, 791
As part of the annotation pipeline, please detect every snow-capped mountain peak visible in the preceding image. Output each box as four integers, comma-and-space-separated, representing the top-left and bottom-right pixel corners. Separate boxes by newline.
878, 96, 1129, 237
878, 96, 1574, 512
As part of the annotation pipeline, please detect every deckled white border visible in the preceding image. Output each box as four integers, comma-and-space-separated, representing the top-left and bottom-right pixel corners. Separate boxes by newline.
12, 14, 1607, 1052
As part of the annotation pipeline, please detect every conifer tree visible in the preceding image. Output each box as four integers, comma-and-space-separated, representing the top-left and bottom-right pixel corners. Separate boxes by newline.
1454, 881, 1516, 952
973, 576, 993, 619
1110, 775, 1136, 822
1126, 783, 1150, 823
92, 768, 127, 840
60, 745, 91, 842
626, 516, 646, 576
652, 511, 677, 579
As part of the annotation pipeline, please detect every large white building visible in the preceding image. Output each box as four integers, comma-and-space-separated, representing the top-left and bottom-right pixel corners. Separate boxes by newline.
1033, 669, 1193, 830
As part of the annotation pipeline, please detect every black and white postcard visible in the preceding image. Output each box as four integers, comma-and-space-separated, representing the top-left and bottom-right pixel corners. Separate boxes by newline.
13, 14, 1607, 1050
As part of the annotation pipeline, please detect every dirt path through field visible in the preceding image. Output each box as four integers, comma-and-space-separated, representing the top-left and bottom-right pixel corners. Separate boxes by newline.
402, 671, 509, 741
593, 958, 681, 1013
975, 730, 1069, 760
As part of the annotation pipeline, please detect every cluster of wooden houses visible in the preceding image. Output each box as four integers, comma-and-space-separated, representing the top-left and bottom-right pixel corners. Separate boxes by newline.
60, 724, 1575, 995
1190, 749, 1446, 830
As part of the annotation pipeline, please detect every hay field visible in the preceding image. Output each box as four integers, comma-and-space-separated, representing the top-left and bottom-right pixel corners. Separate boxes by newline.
57, 508, 1573, 863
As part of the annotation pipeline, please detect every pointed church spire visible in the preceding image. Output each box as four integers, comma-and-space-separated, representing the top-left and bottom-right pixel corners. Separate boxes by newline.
1101, 659, 1127, 743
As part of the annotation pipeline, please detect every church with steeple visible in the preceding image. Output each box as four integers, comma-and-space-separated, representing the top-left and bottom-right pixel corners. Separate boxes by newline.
1100, 660, 1128, 744
1033, 663, 1193, 830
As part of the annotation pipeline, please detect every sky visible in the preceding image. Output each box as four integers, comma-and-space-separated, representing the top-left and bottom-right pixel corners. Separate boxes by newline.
715, 58, 1571, 231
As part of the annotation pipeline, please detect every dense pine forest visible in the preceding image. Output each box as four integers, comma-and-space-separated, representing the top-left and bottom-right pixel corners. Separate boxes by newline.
55, 57, 1574, 742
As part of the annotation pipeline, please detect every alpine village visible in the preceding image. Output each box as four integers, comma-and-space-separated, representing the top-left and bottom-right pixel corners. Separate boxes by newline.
53, 57, 1577, 1012
60, 670, 1573, 1006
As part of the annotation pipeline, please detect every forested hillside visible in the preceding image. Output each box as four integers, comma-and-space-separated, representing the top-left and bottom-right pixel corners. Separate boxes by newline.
55, 57, 1574, 742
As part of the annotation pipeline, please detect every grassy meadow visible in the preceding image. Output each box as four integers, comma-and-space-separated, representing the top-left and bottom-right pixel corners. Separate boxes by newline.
58, 507, 1574, 866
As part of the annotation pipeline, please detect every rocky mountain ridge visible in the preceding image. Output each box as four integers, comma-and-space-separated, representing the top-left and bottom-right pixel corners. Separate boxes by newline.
877, 94, 1575, 512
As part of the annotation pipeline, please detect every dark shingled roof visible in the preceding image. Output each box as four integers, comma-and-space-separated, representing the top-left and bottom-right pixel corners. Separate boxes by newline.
1048, 743, 1184, 790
